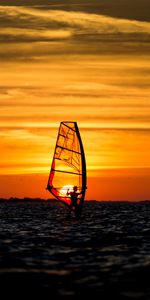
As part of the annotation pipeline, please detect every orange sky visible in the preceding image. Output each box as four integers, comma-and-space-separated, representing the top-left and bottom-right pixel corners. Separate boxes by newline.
0, 4, 150, 200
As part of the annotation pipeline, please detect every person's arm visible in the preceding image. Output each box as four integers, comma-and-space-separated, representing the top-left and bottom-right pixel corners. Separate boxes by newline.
66, 189, 70, 196
78, 191, 83, 195
78, 187, 87, 195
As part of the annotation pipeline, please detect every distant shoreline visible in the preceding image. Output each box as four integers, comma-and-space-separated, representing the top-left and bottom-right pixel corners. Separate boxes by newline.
0, 198, 150, 203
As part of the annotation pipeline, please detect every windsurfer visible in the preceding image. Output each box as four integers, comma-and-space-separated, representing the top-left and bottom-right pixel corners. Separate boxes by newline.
67, 186, 82, 216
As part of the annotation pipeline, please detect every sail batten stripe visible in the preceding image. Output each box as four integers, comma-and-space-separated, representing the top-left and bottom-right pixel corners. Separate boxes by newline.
62, 122, 76, 132
57, 145, 81, 155
52, 169, 82, 175
59, 133, 66, 138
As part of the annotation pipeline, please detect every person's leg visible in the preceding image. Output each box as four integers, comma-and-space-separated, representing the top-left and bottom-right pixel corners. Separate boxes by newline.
67, 203, 73, 218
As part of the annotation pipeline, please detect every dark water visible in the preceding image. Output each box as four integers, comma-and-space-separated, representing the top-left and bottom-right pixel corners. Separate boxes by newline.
0, 200, 150, 299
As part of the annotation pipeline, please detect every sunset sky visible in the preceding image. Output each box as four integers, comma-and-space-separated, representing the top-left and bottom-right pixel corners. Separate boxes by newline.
0, 0, 150, 200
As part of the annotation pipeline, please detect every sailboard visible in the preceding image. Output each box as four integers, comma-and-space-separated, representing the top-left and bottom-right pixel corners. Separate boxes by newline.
47, 121, 86, 218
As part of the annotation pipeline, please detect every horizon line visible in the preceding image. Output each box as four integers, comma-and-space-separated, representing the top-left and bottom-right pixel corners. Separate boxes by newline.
0, 197, 150, 203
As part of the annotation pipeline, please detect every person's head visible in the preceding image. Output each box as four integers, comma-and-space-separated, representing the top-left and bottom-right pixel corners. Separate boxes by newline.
73, 186, 78, 192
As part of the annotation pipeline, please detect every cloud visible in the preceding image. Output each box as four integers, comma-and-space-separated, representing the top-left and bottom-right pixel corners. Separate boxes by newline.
0, 0, 150, 22
1, 28, 72, 42
0, 6, 149, 61
0, 6, 150, 43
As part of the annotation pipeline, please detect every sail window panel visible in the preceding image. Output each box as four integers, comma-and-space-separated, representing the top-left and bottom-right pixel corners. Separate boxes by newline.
54, 158, 79, 174
55, 147, 81, 172
52, 169, 80, 188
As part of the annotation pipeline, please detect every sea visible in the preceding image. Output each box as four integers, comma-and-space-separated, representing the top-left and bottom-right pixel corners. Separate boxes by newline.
0, 200, 150, 299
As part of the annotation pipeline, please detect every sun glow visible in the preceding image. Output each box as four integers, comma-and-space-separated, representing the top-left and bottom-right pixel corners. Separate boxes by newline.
59, 185, 74, 196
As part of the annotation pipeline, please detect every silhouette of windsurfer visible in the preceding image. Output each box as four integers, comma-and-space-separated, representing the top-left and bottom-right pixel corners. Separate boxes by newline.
67, 186, 83, 217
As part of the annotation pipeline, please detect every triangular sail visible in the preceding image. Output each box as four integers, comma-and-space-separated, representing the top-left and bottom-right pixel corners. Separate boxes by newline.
47, 122, 86, 210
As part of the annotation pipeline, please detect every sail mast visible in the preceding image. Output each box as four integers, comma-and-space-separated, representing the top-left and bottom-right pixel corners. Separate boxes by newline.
75, 122, 86, 204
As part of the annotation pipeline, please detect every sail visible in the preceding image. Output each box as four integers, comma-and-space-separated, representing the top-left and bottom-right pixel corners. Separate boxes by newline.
47, 122, 86, 210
